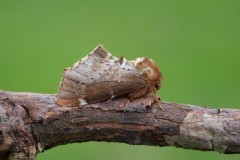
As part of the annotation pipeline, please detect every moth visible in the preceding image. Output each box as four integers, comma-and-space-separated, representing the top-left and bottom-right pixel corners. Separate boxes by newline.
56, 45, 162, 107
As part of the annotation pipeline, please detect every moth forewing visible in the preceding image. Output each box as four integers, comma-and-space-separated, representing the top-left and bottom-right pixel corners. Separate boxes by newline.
56, 45, 162, 107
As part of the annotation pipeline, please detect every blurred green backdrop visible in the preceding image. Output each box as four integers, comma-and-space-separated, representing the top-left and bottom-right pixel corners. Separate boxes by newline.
1, 0, 240, 159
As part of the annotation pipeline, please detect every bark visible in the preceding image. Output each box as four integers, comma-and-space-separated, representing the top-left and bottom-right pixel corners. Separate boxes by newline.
0, 90, 240, 160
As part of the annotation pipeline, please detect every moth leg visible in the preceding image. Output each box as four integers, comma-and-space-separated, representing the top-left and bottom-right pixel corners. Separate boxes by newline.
106, 96, 115, 103
106, 92, 115, 103
127, 84, 149, 99
145, 85, 157, 96
146, 86, 163, 110
128, 84, 163, 110
124, 99, 130, 112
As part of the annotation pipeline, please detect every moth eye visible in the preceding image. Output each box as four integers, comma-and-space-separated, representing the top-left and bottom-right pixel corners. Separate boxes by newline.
154, 82, 160, 90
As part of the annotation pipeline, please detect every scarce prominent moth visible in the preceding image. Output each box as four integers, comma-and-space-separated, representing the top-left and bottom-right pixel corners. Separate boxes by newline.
56, 45, 162, 107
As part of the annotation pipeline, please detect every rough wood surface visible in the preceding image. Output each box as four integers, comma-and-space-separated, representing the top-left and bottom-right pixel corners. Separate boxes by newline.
0, 90, 240, 159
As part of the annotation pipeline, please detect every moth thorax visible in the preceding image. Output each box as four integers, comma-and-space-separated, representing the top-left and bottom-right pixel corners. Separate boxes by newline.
134, 57, 162, 89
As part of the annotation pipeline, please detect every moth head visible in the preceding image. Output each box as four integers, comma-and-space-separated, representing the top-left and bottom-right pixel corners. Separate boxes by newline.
133, 57, 162, 90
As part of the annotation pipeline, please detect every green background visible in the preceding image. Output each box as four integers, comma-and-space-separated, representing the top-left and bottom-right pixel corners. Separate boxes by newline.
1, 0, 240, 159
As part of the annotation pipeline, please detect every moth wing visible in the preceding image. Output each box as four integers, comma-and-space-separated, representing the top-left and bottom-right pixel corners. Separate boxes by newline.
56, 45, 148, 106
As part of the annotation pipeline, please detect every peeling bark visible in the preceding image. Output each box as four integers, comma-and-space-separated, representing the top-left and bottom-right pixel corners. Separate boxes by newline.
0, 90, 240, 159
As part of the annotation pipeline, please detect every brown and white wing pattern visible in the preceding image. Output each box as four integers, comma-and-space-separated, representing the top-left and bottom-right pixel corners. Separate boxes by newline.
56, 45, 161, 107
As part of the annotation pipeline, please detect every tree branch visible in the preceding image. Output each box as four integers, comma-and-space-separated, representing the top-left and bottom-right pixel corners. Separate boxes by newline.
0, 90, 239, 159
